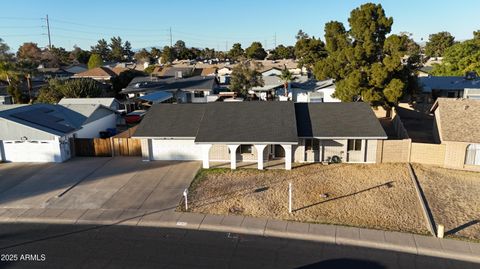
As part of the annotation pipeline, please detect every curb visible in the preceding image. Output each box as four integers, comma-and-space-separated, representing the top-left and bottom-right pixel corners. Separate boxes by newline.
1, 210, 479, 264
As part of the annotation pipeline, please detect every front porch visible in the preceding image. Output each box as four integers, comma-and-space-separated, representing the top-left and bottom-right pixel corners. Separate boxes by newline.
209, 159, 289, 170
201, 144, 293, 170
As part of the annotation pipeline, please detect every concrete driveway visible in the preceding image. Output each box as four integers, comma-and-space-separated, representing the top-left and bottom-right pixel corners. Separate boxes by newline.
0, 157, 200, 211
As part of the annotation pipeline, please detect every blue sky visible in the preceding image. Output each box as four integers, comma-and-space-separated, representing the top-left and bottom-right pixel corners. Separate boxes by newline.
1, 0, 479, 51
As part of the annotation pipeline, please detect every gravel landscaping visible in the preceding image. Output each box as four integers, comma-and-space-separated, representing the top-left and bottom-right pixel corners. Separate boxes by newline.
181, 163, 429, 235
412, 164, 480, 240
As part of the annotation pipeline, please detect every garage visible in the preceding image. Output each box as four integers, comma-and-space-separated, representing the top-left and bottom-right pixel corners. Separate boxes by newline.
151, 139, 203, 160
2, 140, 59, 162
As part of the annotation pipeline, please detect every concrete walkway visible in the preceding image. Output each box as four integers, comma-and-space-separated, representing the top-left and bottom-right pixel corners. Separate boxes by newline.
0, 207, 479, 264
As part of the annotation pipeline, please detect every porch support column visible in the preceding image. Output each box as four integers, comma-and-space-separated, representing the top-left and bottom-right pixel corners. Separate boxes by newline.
227, 145, 239, 170
201, 144, 212, 169
254, 144, 267, 170
283, 144, 292, 170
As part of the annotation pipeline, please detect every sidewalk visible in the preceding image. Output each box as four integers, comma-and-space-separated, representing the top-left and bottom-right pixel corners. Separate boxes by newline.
0, 207, 479, 264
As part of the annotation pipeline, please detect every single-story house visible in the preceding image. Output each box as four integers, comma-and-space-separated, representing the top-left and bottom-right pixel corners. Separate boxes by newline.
122, 76, 219, 103
431, 98, 480, 171
133, 102, 387, 170
58, 97, 121, 111
0, 103, 117, 162
73, 67, 118, 81
419, 74, 480, 102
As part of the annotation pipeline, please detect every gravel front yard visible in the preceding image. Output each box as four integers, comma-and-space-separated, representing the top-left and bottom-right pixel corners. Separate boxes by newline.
182, 163, 428, 234
413, 164, 480, 240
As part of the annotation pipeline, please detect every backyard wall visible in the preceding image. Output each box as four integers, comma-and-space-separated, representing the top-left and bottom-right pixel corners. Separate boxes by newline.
410, 142, 446, 166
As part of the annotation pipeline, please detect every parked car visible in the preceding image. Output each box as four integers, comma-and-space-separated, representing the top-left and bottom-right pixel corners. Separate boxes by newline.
125, 110, 146, 124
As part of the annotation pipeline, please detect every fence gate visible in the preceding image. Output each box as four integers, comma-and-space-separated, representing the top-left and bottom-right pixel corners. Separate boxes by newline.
73, 138, 141, 157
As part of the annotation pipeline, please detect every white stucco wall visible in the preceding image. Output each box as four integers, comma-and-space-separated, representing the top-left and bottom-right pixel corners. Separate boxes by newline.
151, 139, 203, 160
74, 114, 116, 138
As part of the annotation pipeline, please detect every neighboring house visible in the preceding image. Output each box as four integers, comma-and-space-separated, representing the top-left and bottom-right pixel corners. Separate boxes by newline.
37, 66, 72, 80
283, 78, 340, 103
58, 97, 121, 111
58, 97, 123, 123
73, 67, 118, 81
419, 74, 480, 102
0, 103, 116, 162
431, 98, 480, 171
63, 64, 88, 74
133, 102, 386, 170
122, 76, 219, 103
260, 67, 283, 77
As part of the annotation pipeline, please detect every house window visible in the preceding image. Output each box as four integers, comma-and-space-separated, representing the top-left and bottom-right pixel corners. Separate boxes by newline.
194, 91, 205, 98
465, 144, 480, 165
305, 139, 319, 151
238, 145, 253, 154
347, 139, 362, 151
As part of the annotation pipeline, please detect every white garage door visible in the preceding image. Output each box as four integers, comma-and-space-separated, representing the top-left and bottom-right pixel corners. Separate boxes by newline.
2, 140, 58, 162
152, 139, 203, 160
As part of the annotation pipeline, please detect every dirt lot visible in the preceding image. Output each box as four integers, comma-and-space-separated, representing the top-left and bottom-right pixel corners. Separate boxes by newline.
413, 164, 480, 240
183, 163, 428, 234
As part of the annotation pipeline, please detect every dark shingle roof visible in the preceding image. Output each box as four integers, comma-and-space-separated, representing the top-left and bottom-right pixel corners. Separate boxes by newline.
122, 76, 217, 94
419, 76, 480, 92
195, 102, 298, 143
133, 104, 205, 137
295, 102, 387, 138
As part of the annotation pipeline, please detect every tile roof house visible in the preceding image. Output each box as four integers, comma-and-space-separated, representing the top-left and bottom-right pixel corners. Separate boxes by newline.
133, 102, 386, 170
0, 103, 117, 162
73, 67, 118, 81
431, 98, 480, 170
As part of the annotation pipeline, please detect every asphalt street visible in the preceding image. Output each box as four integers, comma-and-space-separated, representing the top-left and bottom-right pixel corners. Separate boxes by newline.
0, 223, 477, 269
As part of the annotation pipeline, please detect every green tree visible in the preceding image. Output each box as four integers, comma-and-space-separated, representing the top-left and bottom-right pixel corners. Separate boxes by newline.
228, 43, 244, 61
425, 31, 455, 57
160, 46, 175, 64
268, 45, 295, 60
70, 46, 91, 64
91, 39, 110, 60
431, 38, 480, 76
0, 38, 13, 62
294, 33, 327, 69
87, 54, 103, 69
279, 66, 295, 96
295, 30, 309, 40
230, 61, 264, 95
314, 3, 413, 108
109, 36, 124, 61
50, 46, 71, 66
124, 41, 134, 61
111, 69, 144, 97
201, 47, 215, 59
134, 49, 151, 63
150, 47, 162, 59
245, 42, 267, 60
36, 78, 103, 103
474, 30, 480, 40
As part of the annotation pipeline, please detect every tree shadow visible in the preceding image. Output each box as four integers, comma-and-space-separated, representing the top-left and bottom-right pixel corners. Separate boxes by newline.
293, 181, 394, 212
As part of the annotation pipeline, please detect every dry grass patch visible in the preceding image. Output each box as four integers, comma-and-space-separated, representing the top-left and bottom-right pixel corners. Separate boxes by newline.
412, 164, 480, 240
183, 163, 428, 234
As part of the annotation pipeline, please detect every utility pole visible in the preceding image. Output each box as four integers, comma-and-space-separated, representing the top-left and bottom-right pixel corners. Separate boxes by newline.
46, 14, 52, 49
274, 33, 277, 48
169, 27, 173, 47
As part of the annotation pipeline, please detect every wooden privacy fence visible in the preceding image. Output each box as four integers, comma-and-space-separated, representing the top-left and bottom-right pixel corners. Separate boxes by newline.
74, 138, 141, 157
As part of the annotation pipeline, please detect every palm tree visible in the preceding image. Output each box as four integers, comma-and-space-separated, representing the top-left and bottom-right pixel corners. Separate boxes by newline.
279, 65, 294, 97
